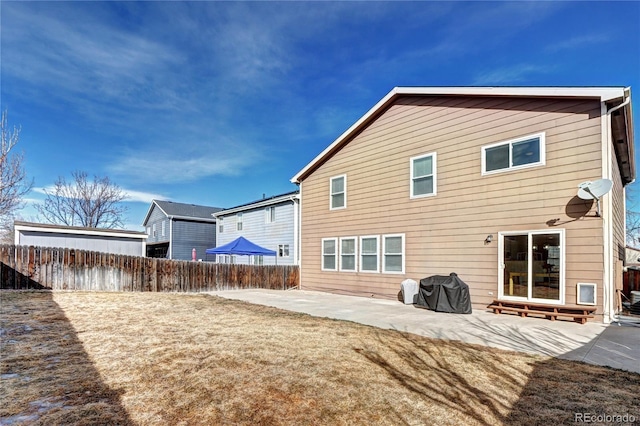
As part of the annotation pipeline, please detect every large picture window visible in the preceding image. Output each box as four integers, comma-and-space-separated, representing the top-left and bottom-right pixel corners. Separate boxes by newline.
340, 237, 357, 272
360, 236, 379, 273
382, 234, 404, 274
410, 152, 437, 198
330, 175, 346, 210
322, 238, 337, 271
482, 133, 545, 175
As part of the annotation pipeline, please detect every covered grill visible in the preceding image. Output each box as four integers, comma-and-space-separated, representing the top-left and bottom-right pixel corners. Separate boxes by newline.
416, 273, 472, 314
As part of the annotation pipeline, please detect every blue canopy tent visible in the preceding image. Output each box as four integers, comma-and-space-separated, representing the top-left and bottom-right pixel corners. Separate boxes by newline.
205, 236, 277, 263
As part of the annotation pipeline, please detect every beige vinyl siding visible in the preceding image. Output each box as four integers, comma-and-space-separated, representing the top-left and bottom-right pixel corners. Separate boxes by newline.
300, 96, 605, 313
611, 138, 626, 303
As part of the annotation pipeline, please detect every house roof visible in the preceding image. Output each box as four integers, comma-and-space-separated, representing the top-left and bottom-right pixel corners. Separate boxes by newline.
142, 200, 224, 225
213, 190, 300, 217
14, 220, 148, 239
291, 86, 634, 184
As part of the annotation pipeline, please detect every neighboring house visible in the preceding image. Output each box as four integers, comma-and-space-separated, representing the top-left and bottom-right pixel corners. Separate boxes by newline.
625, 246, 640, 268
291, 86, 634, 323
213, 191, 300, 265
142, 200, 223, 260
14, 221, 147, 256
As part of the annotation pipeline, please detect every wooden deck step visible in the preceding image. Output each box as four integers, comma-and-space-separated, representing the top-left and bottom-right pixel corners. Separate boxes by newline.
488, 299, 596, 324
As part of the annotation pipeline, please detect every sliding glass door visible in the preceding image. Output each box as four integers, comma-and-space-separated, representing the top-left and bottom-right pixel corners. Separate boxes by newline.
499, 230, 564, 304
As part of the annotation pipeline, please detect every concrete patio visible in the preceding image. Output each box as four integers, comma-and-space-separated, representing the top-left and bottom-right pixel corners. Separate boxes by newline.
210, 289, 640, 374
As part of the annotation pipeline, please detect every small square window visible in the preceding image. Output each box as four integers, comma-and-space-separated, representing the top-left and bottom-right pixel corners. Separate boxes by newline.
278, 244, 289, 257
577, 283, 596, 305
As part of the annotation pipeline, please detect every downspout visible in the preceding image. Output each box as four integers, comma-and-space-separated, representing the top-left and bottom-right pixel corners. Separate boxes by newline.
602, 91, 632, 323
289, 193, 300, 266
169, 218, 173, 260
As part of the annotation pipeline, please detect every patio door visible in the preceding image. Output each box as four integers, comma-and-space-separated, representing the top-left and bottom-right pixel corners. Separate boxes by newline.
498, 230, 564, 304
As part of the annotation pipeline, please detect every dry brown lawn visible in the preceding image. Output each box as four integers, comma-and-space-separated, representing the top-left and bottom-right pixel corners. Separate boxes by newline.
1, 291, 638, 426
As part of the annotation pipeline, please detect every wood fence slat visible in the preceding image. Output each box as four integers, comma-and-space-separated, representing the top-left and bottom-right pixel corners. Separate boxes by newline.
0, 244, 299, 292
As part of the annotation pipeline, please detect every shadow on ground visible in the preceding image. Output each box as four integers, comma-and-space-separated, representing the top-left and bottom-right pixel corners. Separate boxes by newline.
0, 290, 133, 425
358, 318, 640, 425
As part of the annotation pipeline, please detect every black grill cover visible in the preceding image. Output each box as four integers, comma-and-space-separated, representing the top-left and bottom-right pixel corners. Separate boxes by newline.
416, 273, 472, 314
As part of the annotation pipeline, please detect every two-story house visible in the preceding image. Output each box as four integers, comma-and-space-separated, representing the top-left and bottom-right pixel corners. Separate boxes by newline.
213, 191, 300, 265
291, 87, 634, 323
142, 200, 223, 260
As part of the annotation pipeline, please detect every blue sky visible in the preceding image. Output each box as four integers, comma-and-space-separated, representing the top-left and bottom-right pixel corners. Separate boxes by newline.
2, 1, 639, 230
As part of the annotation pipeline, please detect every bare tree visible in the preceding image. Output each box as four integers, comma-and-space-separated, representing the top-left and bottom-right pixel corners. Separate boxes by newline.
627, 187, 640, 246
0, 110, 32, 224
35, 171, 128, 229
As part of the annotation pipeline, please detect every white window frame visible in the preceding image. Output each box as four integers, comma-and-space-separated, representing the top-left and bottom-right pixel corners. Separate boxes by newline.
278, 244, 290, 258
576, 283, 597, 305
339, 237, 357, 272
481, 132, 546, 175
146, 226, 151, 236
410, 152, 437, 199
321, 238, 338, 271
382, 234, 405, 274
253, 255, 264, 266
265, 207, 276, 223
218, 217, 223, 233
498, 229, 565, 305
152, 223, 157, 238
236, 213, 243, 231
161, 220, 166, 237
330, 174, 347, 210
359, 235, 379, 273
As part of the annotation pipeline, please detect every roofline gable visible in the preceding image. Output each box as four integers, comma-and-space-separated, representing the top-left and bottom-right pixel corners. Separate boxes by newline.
291, 86, 631, 183
142, 200, 169, 226
214, 191, 300, 217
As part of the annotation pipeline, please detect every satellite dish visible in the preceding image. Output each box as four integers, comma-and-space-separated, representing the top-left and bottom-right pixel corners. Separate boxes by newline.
576, 179, 613, 217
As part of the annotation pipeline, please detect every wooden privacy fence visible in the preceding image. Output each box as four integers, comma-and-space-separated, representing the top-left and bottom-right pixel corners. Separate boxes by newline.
0, 245, 299, 292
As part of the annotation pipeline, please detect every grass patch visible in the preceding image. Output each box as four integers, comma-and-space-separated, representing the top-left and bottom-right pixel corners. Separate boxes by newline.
1, 291, 639, 425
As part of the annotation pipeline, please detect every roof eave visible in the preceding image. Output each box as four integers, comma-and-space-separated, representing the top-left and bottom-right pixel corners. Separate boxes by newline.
214, 193, 300, 217
290, 86, 629, 183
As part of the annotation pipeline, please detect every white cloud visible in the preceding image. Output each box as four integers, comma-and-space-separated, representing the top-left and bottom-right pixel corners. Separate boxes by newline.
33, 186, 165, 204
472, 65, 553, 86
109, 152, 257, 184
546, 34, 611, 53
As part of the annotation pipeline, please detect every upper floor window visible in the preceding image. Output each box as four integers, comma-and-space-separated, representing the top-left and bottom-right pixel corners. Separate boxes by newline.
265, 207, 276, 223
322, 238, 337, 271
482, 132, 545, 175
152, 223, 157, 238
236, 213, 243, 231
410, 152, 437, 198
330, 175, 346, 210
161, 220, 166, 237
218, 217, 223, 233
146, 226, 151, 236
